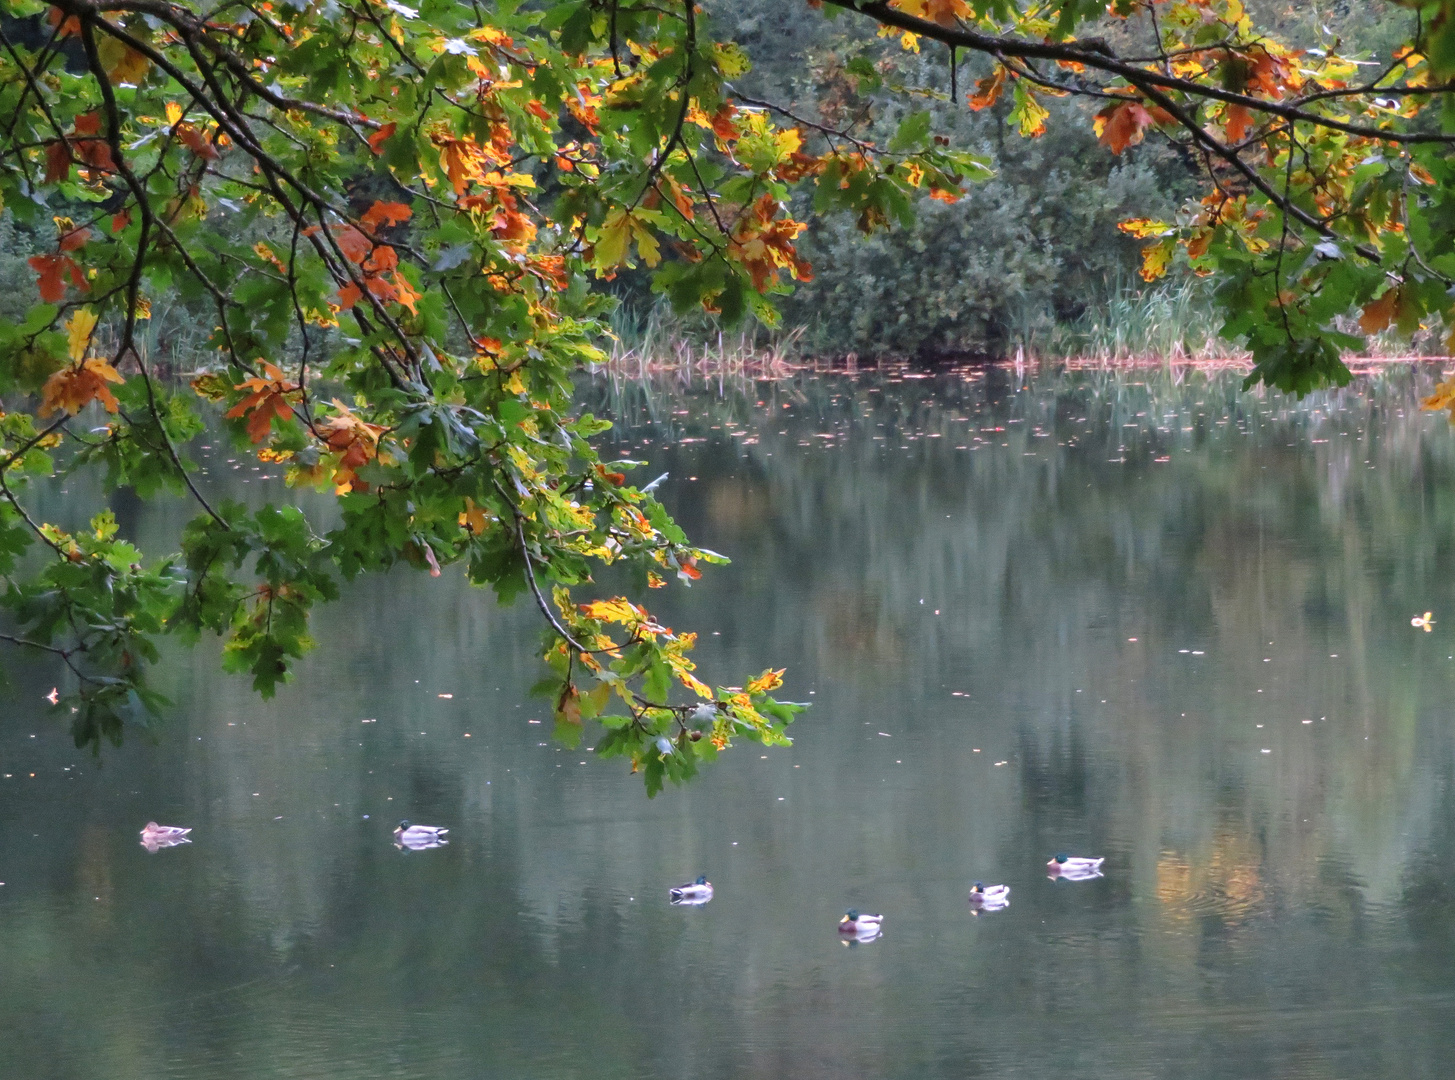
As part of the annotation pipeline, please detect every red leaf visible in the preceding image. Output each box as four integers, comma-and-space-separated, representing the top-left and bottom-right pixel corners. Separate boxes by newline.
178, 124, 220, 160
46, 6, 80, 36
27, 254, 85, 303
44, 141, 72, 184
75, 139, 115, 172
59, 227, 91, 252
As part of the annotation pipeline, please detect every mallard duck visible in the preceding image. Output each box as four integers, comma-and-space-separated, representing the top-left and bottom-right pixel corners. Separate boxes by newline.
838, 910, 884, 934
968, 882, 1011, 907
139, 821, 191, 851
1046, 853, 1104, 880
394, 821, 449, 848
669, 876, 713, 904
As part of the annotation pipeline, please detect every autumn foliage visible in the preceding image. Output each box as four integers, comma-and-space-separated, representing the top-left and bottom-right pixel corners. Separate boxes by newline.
5, 0, 1455, 770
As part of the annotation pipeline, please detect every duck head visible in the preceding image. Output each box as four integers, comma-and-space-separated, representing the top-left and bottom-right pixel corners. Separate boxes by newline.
1053, 853, 1069, 864
395, 820, 410, 832
695, 875, 708, 886
971, 882, 984, 893
843, 909, 859, 922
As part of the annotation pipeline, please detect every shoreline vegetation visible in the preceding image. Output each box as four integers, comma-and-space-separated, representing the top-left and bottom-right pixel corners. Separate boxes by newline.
600, 290, 1455, 380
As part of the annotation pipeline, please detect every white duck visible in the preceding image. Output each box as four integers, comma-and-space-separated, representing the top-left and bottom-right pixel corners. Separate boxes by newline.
838, 910, 884, 942
669, 876, 714, 904
394, 820, 449, 848
968, 882, 1011, 909
1047, 853, 1104, 880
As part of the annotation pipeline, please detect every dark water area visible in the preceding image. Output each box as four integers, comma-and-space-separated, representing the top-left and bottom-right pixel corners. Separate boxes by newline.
4, 361, 1455, 1079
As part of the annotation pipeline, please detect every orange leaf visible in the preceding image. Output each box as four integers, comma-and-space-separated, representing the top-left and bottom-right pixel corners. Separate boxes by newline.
1360, 287, 1399, 334
360, 200, 411, 229
39, 358, 125, 418
1224, 103, 1253, 143
46, 6, 80, 36
337, 281, 363, 309
334, 226, 371, 263
111, 209, 132, 233
367, 122, 396, 155
1095, 100, 1152, 154
968, 68, 1006, 111
363, 244, 398, 273
710, 103, 739, 141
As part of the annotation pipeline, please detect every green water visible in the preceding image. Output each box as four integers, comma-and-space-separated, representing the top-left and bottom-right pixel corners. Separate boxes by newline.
4, 362, 1455, 1079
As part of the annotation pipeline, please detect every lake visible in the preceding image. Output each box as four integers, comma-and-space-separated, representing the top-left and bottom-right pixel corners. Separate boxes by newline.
4, 359, 1455, 1079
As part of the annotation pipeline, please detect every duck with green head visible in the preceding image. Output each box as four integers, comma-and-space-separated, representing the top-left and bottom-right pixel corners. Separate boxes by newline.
838, 910, 884, 937
1046, 853, 1104, 880
968, 882, 1011, 909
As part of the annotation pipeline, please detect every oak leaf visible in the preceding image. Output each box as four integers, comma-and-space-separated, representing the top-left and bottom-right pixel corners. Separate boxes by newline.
1139, 238, 1175, 282
367, 122, 397, 155
225, 362, 300, 443
458, 498, 489, 535
40, 358, 124, 417
1095, 100, 1153, 154
1224, 103, 1254, 143
1360, 287, 1399, 334
361, 201, 412, 229
968, 68, 1006, 111
59, 226, 91, 252
27, 254, 86, 303
65, 307, 98, 362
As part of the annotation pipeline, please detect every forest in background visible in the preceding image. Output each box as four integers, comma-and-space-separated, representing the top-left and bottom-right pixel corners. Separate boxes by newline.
0, 1, 1414, 364
605, 0, 1412, 360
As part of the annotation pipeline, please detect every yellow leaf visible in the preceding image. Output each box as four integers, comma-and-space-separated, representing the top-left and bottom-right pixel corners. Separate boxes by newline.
1139, 238, 1174, 282
98, 36, 150, 84
1117, 218, 1173, 239
165, 101, 183, 125
593, 210, 632, 270
65, 307, 97, 362
1421, 377, 1455, 419
632, 221, 661, 267
458, 497, 489, 535
745, 667, 785, 695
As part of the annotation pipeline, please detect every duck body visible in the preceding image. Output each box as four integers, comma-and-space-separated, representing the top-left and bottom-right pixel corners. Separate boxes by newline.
140, 822, 191, 841
139, 822, 191, 851
669, 876, 714, 904
394, 821, 449, 849
838, 910, 884, 935
968, 882, 1011, 908
1047, 854, 1104, 880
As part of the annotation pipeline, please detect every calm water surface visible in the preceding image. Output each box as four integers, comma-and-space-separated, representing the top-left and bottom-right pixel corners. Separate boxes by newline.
4, 362, 1455, 1079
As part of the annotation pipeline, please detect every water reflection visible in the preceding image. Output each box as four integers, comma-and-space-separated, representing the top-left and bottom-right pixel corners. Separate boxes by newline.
3, 361, 1455, 1078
